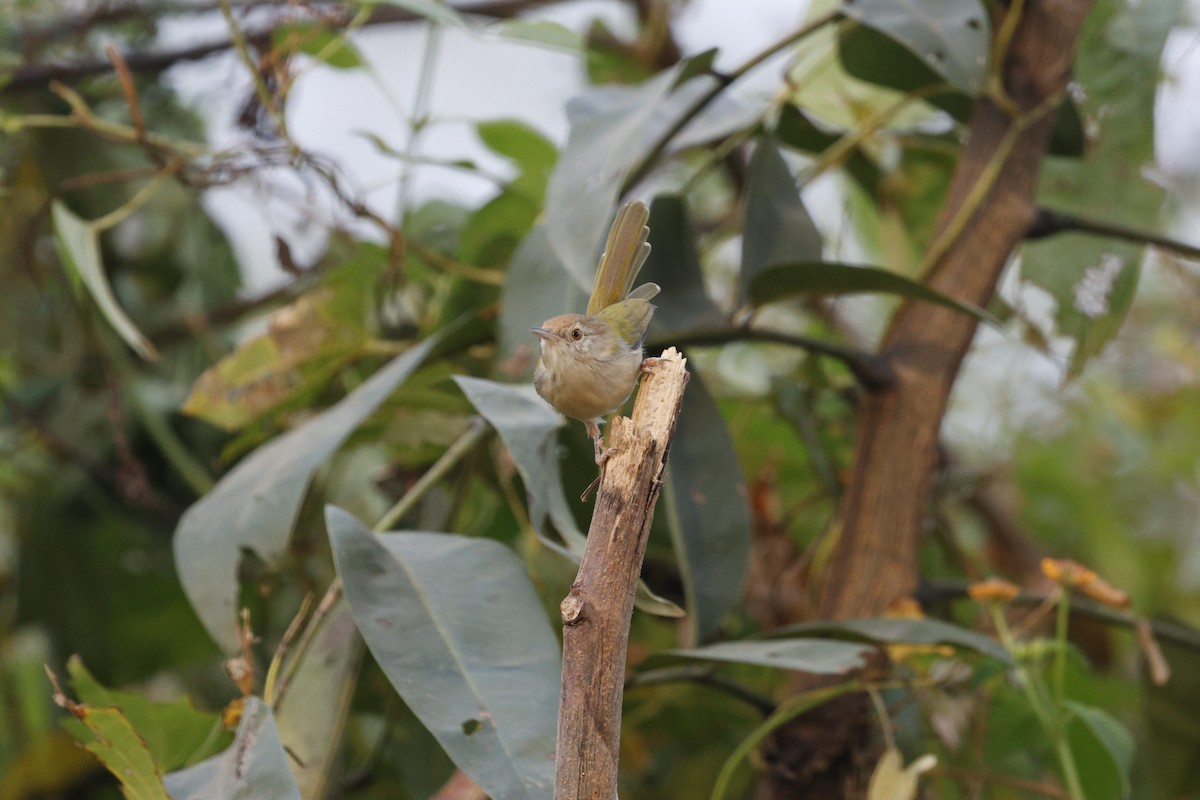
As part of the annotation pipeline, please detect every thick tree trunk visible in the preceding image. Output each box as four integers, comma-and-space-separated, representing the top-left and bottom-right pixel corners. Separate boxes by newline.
757, 1, 1097, 796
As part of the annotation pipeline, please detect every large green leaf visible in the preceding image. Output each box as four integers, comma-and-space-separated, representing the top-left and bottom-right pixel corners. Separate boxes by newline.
52, 671, 170, 800
544, 68, 682, 290
741, 139, 823, 300
749, 262, 993, 322
774, 617, 1011, 663
638, 196, 727, 334
839, 0, 989, 95
543, 68, 761, 291
273, 603, 362, 799
65, 656, 227, 773
1021, 0, 1179, 376
1067, 701, 1135, 800
659, 373, 751, 644
163, 698, 300, 800
174, 335, 440, 652
51, 201, 158, 361
326, 506, 558, 800
668, 639, 871, 675
455, 376, 682, 617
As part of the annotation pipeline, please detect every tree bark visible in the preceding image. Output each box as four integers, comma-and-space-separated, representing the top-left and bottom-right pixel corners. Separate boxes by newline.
554, 348, 689, 800
758, 1, 1097, 796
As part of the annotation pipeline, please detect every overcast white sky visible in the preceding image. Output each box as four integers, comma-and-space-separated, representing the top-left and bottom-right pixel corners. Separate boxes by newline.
160, 0, 1200, 457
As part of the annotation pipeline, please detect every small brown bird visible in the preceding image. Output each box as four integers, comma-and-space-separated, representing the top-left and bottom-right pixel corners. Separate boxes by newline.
531, 201, 660, 464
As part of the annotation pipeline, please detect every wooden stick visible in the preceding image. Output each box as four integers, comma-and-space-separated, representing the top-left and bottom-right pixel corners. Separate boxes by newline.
554, 347, 689, 800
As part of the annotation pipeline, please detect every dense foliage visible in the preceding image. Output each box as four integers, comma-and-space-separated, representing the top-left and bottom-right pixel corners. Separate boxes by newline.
2, 0, 1199, 798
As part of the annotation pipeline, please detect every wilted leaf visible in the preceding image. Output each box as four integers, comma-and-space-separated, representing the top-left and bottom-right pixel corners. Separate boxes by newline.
174, 335, 440, 652
658, 372, 751, 643
181, 288, 366, 430
326, 506, 558, 800
163, 698, 300, 800
52, 200, 158, 361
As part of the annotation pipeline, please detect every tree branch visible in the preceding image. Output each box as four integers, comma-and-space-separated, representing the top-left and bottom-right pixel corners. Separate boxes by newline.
1028, 206, 1200, 262
555, 348, 689, 800
652, 326, 894, 390
3, 0, 574, 95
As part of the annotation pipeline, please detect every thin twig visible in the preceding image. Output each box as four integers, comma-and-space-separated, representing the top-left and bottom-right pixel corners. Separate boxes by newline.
1027, 206, 1200, 262
651, 326, 893, 390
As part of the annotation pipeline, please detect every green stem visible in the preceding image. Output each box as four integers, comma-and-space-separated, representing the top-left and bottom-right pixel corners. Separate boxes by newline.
374, 416, 489, 532
1054, 732, 1087, 800
1054, 588, 1071, 705
269, 417, 490, 708
710, 682, 858, 800
218, 0, 286, 137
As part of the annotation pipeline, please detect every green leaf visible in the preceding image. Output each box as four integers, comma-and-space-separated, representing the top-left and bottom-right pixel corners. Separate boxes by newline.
454, 376, 683, 618
774, 617, 1012, 663
1067, 701, 1135, 800
326, 506, 558, 800
273, 603, 362, 800
668, 639, 871, 674
475, 120, 557, 205
659, 372, 751, 643
741, 140, 823, 300
544, 67, 682, 289
378, 0, 466, 28
836, 22, 973, 120
272, 24, 364, 69
639, 196, 727, 334
749, 262, 994, 323
673, 47, 719, 88
66, 656, 227, 773
839, 0, 989, 95
1021, 0, 1179, 376
163, 698, 300, 800
490, 19, 584, 51
174, 334, 441, 652
52, 673, 170, 800
51, 201, 158, 361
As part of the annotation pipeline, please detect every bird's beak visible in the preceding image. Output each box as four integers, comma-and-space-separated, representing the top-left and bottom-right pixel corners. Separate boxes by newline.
530, 327, 555, 342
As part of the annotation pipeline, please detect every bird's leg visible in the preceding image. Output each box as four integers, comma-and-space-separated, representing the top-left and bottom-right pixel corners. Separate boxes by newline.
585, 420, 606, 466
640, 356, 665, 375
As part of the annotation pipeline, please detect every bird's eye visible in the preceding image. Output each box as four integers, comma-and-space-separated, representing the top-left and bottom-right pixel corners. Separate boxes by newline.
570, 328, 582, 340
